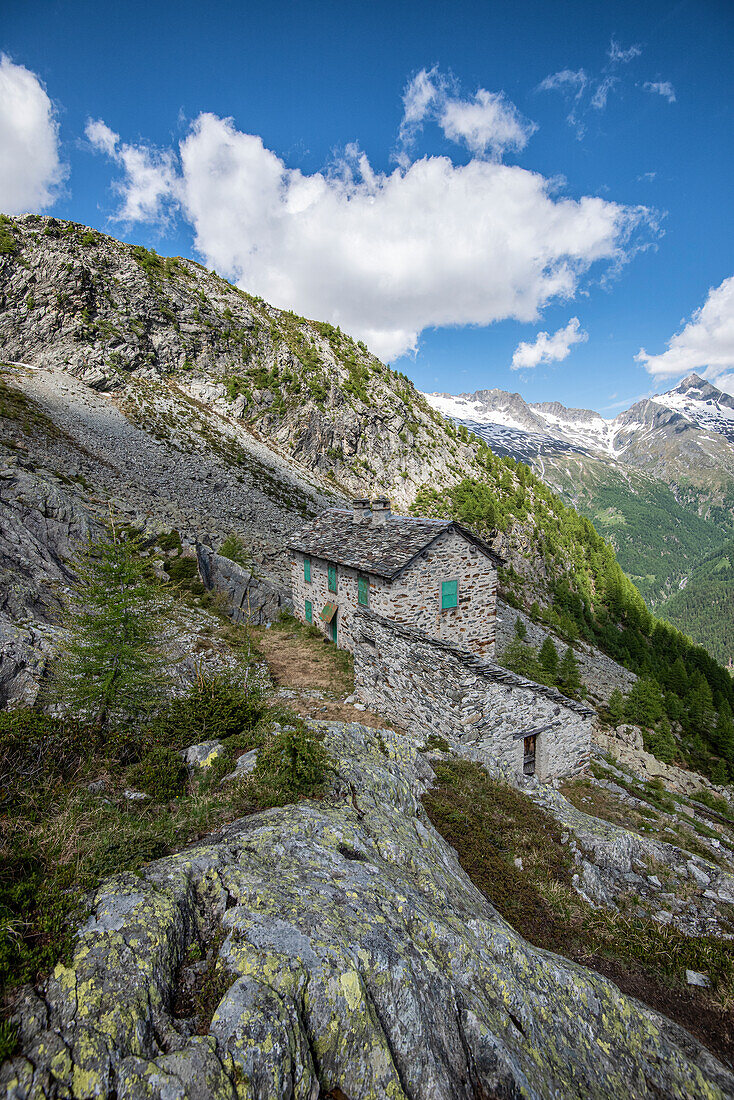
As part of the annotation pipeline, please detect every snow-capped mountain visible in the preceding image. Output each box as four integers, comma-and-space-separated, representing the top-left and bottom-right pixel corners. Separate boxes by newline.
424, 375, 734, 497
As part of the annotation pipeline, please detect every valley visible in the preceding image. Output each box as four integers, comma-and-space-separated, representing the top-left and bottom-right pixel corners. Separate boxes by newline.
426, 377, 734, 661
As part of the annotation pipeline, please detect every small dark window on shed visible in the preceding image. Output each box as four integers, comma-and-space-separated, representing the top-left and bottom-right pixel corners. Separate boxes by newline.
358, 574, 369, 606
441, 579, 459, 609
328, 563, 337, 593
304, 556, 311, 583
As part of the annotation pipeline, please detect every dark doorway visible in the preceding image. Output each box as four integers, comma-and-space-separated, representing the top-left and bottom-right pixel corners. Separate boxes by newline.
523, 734, 537, 776
330, 610, 338, 645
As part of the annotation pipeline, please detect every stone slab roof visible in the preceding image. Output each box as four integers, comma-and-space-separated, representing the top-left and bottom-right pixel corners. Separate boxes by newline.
287, 509, 502, 579
355, 608, 595, 718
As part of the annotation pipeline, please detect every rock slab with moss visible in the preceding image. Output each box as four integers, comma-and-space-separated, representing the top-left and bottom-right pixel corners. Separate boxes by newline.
4, 722, 734, 1099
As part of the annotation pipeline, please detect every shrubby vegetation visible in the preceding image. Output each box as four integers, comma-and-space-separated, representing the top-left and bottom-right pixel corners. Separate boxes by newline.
0, 530, 333, 1050
500, 622, 583, 699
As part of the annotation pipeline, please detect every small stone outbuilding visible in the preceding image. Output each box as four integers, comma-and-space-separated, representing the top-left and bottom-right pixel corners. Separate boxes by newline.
288, 498, 502, 657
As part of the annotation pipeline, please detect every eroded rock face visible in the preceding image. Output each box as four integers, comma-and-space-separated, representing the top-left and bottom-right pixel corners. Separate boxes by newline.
4, 722, 733, 1099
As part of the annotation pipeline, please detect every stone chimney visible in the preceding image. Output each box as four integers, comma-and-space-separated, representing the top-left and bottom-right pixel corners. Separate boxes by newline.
352, 498, 372, 523
371, 497, 391, 526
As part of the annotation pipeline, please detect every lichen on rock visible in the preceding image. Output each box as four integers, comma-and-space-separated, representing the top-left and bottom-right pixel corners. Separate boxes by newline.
3, 721, 734, 1099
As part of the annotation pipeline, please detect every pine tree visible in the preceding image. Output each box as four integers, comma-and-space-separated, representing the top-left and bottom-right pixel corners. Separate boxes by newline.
557, 647, 582, 698
54, 525, 167, 732
624, 678, 664, 729
514, 616, 527, 641
539, 636, 559, 682
606, 688, 625, 725
645, 717, 676, 764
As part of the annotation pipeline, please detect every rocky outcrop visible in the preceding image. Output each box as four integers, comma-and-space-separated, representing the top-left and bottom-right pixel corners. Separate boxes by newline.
4, 721, 734, 1099
195, 544, 291, 626
595, 724, 730, 798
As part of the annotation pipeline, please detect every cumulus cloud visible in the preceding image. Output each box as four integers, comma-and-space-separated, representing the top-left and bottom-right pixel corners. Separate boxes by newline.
511, 317, 588, 370
86, 117, 179, 223
397, 68, 536, 161
636, 276, 734, 384
90, 106, 654, 362
0, 54, 66, 213
644, 81, 676, 103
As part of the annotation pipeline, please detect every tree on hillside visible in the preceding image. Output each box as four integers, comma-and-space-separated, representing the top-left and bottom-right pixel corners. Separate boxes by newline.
539, 636, 559, 681
557, 647, 582, 698
606, 688, 626, 725
624, 678, 664, 729
53, 525, 167, 732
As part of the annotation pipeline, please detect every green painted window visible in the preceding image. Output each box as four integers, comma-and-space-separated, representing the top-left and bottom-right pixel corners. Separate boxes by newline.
328, 563, 337, 593
305, 599, 312, 623
358, 574, 369, 607
304, 556, 311, 583
441, 579, 459, 609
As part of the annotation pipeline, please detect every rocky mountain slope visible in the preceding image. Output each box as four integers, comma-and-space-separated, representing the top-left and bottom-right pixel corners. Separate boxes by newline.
4, 719, 734, 1100
3, 213, 734, 784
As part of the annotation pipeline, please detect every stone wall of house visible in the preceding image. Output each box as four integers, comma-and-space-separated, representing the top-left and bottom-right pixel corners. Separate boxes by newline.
381, 528, 497, 656
353, 609, 592, 782
290, 527, 497, 657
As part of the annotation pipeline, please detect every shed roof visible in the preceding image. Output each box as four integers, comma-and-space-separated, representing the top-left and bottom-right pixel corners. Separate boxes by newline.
287, 508, 502, 579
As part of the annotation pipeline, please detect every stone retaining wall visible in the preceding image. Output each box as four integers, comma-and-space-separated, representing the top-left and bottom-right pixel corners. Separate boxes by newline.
354, 609, 592, 781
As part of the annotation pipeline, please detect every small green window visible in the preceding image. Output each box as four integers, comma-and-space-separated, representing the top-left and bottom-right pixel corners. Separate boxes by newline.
305, 599, 312, 623
358, 574, 369, 607
441, 579, 458, 609
304, 556, 311, 583
328, 563, 337, 593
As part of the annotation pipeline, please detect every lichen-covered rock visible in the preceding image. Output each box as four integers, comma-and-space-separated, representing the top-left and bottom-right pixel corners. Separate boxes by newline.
4, 722, 734, 1099
184, 741, 226, 771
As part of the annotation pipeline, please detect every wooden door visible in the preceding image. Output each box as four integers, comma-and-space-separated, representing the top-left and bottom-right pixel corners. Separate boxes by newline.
523, 734, 536, 776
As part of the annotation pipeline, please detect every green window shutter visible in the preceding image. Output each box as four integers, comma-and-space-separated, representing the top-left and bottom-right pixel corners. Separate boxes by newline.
304, 557, 311, 583
305, 599, 312, 623
358, 575, 369, 606
328, 564, 337, 592
441, 579, 458, 609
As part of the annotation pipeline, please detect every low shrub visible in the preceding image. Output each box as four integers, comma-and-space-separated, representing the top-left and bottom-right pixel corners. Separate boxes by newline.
252, 723, 331, 808
165, 556, 206, 596
127, 745, 187, 801
154, 671, 267, 749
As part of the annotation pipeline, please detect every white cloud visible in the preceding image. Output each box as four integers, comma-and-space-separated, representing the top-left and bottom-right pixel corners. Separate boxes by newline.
539, 39, 648, 137
608, 39, 642, 64
91, 108, 654, 362
636, 276, 734, 383
86, 117, 178, 223
511, 317, 588, 370
644, 81, 676, 104
397, 68, 536, 161
439, 88, 536, 157
86, 118, 119, 157
0, 54, 66, 213
537, 69, 587, 93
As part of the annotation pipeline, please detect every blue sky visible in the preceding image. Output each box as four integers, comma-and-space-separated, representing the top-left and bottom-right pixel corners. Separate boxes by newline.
2, 0, 733, 412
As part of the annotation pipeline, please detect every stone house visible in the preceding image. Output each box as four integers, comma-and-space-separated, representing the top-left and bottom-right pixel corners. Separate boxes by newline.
288, 497, 502, 657
287, 497, 591, 782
